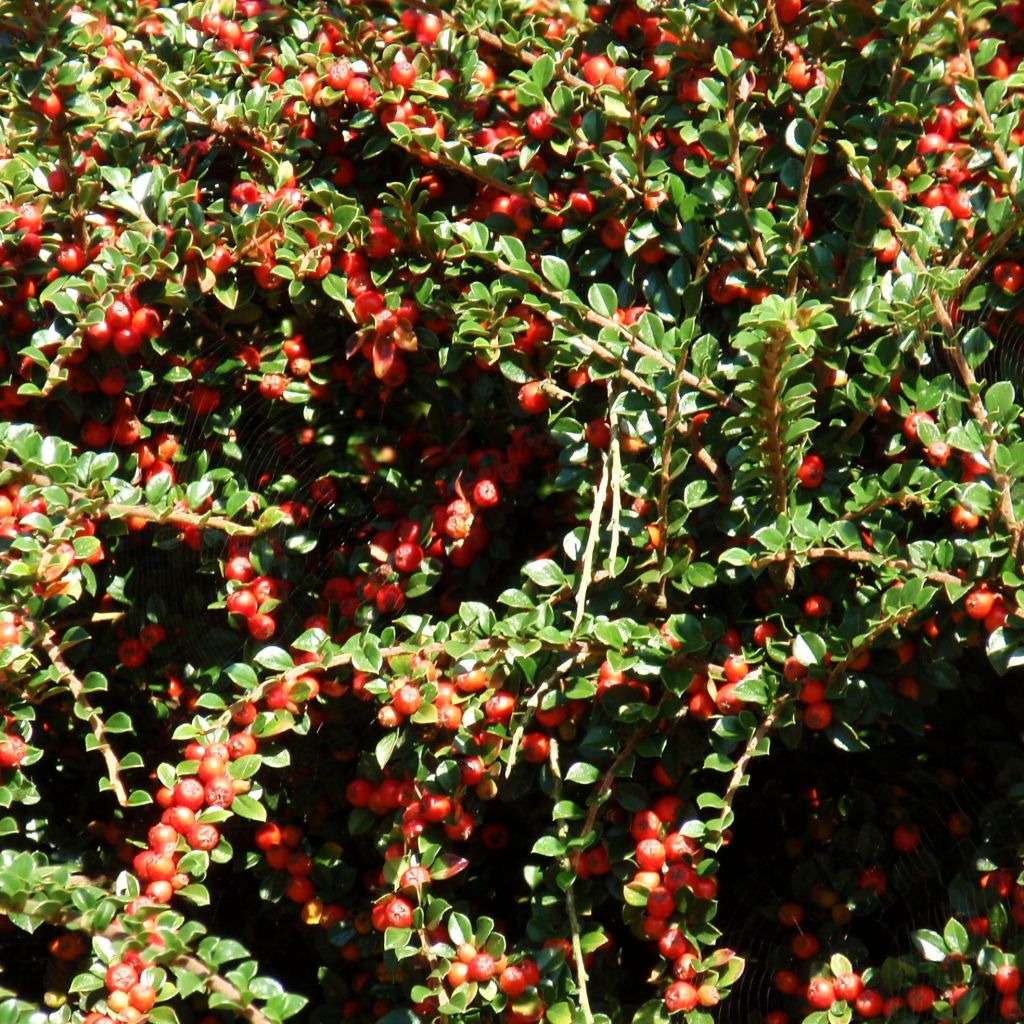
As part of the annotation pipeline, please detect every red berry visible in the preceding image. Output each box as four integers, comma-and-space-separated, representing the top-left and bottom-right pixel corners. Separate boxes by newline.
802, 701, 833, 730
0, 734, 27, 768
905, 986, 935, 1013
664, 981, 699, 1013
383, 897, 414, 929
226, 589, 258, 617
893, 821, 921, 852
796, 453, 824, 488
806, 977, 835, 1010
995, 261, 1024, 294
499, 964, 528, 997
903, 410, 935, 442
833, 972, 863, 1002
722, 654, 748, 683
173, 778, 205, 811
56, 243, 86, 273
517, 381, 549, 415
468, 953, 496, 981
965, 588, 997, 620
247, 613, 276, 640
105, 963, 139, 993
855, 989, 884, 1017
996, 966, 1022, 995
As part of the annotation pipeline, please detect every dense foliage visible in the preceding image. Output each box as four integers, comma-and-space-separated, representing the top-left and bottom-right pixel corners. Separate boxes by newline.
5, 1, 1024, 1024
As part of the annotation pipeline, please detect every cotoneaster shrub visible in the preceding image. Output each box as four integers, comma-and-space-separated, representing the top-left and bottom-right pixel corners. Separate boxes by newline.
4, 2, 1024, 1024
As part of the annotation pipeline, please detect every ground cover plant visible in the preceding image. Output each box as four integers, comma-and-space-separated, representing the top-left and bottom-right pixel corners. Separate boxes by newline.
4, 1, 1024, 1023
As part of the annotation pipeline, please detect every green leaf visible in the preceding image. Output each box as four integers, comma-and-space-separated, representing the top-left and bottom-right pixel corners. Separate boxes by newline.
546, 1003, 573, 1024
376, 731, 399, 769
588, 283, 618, 318
944, 917, 969, 954
531, 835, 566, 857
229, 794, 266, 821
104, 712, 133, 733
524, 559, 566, 588
912, 929, 947, 962
540, 255, 570, 292
252, 647, 293, 671
565, 762, 601, 784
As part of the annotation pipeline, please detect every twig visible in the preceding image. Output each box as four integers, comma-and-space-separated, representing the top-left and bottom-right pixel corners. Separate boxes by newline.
787, 75, 843, 295
176, 954, 278, 1024
3, 886, 276, 1024
606, 399, 623, 577
656, 369, 687, 597
711, 702, 783, 839
0, 462, 267, 537
952, 3, 1017, 201
891, 0, 959, 100
838, 492, 931, 520
548, 738, 595, 1024
760, 325, 791, 518
109, 46, 279, 154
579, 722, 651, 846
573, 450, 611, 635
748, 546, 963, 586
763, 0, 786, 53
389, 132, 558, 216
836, 0, 958, 291
950, 209, 1024, 302
505, 653, 579, 777
826, 608, 920, 684
490, 257, 740, 412
215, 637, 605, 727
104, 501, 265, 536
37, 628, 129, 807
724, 75, 767, 268
362, 0, 598, 95
712, 2, 754, 42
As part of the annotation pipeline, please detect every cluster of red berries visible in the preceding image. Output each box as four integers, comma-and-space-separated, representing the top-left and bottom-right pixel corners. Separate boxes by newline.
128, 733, 258, 904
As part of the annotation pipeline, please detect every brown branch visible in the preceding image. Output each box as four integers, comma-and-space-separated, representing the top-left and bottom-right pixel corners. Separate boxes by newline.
952, 4, 1017, 201
606, 401, 623, 576
788, 75, 843, 295
952, 209, 1024, 301
490, 257, 740, 412
37, 628, 129, 807
848, 165, 956, 335
891, 0, 959, 100
362, 0, 598, 95
111, 47, 279, 154
547, 739, 595, 1024
573, 449, 610, 634
836, 0, 958, 291
175, 954, 277, 1024
763, 0, 787, 53
216, 637, 605, 726
5, 885, 276, 1024
710, 701, 784, 844
38, 335, 85, 398
760, 327, 790, 517
0, 461, 267, 537
749, 546, 963, 586
656, 371, 688, 596
839, 492, 931, 520
579, 722, 650, 846
104, 501, 265, 536
712, 2, 754, 43
724, 75, 767, 268
389, 132, 558, 215
826, 607, 920, 684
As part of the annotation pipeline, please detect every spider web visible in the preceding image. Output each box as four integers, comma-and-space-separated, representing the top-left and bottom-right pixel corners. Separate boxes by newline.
106, 320, 390, 681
